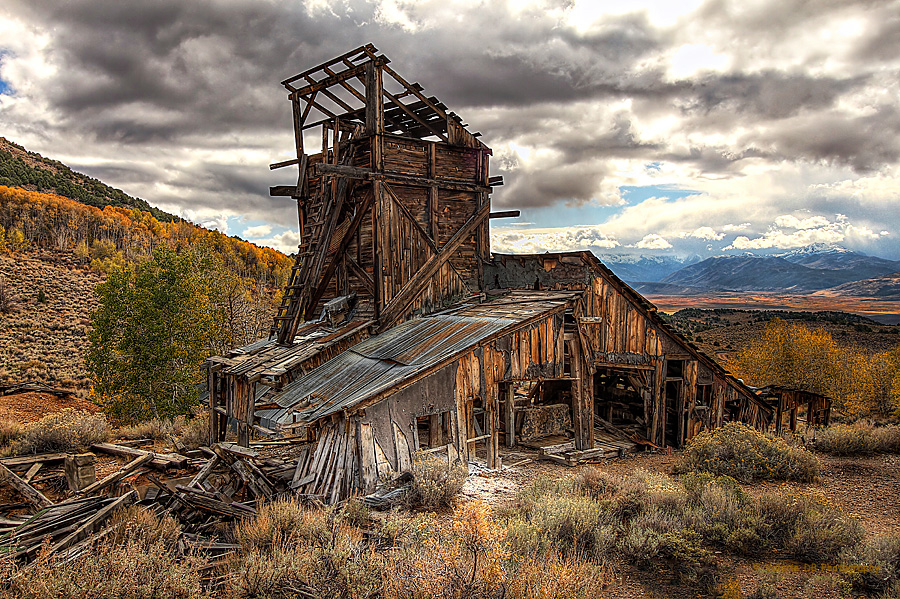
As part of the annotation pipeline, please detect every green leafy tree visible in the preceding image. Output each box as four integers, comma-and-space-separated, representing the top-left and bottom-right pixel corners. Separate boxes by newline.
87, 247, 222, 422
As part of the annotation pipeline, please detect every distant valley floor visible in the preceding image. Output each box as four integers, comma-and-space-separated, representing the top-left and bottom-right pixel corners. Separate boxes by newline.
645, 292, 900, 325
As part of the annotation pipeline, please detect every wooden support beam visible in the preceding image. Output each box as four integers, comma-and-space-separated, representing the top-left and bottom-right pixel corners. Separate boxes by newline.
308, 190, 375, 312
489, 210, 519, 219
378, 201, 491, 329
290, 63, 369, 99
78, 453, 153, 496
0, 462, 52, 509
315, 163, 372, 179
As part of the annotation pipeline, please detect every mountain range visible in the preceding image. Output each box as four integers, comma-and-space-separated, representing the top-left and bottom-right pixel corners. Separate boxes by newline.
611, 244, 900, 297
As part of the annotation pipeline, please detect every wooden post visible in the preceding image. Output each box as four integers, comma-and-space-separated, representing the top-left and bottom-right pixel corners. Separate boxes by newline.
504, 383, 516, 448
208, 367, 219, 446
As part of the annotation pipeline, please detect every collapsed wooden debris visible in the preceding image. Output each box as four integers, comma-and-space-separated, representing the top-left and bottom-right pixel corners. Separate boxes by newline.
0, 440, 312, 565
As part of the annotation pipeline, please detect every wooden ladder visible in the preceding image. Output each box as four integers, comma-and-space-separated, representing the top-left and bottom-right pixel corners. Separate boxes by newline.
270, 140, 359, 344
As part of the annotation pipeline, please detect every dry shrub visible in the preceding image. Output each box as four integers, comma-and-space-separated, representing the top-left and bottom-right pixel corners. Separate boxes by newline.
107, 504, 180, 548
227, 502, 381, 599
0, 535, 207, 599
873, 425, 900, 453
815, 424, 876, 455
384, 501, 607, 599
339, 498, 371, 528
232, 498, 325, 550
756, 490, 863, 563
508, 494, 612, 560
175, 409, 208, 450
14, 408, 110, 455
841, 533, 900, 593
0, 419, 25, 448
116, 417, 177, 441
404, 452, 467, 510
675, 422, 821, 482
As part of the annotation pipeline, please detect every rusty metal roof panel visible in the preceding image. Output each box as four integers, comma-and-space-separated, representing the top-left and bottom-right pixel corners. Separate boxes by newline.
351, 315, 515, 365
265, 292, 580, 427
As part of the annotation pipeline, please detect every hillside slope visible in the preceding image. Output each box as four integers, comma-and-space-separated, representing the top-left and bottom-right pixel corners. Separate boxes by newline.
816, 272, 900, 298
0, 249, 100, 391
0, 137, 178, 222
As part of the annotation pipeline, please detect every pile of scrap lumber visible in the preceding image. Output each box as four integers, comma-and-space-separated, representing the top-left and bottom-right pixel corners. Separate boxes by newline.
0, 440, 311, 565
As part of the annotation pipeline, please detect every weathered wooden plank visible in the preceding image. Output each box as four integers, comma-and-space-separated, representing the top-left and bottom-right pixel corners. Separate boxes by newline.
78, 452, 153, 496
0, 462, 52, 509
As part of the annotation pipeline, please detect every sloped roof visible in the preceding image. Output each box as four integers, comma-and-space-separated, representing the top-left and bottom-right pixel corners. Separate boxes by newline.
256, 291, 576, 429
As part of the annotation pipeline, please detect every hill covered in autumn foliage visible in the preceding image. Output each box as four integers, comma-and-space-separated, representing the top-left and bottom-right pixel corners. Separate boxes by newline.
0, 184, 294, 393
0, 137, 178, 223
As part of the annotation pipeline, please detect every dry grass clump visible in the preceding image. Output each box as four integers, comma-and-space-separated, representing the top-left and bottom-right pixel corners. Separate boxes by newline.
107, 505, 181, 548
509, 467, 861, 568
175, 410, 208, 450
0, 419, 26, 449
840, 533, 900, 593
113, 409, 207, 450
227, 502, 381, 599
675, 422, 821, 482
873, 425, 900, 453
116, 417, 177, 441
813, 423, 900, 456
13, 408, 110, 455
404, 452, 467, 510
815, 423, 876, 455
384, 501, 608, 599
0, 532, 207, 599
232, 498, 327, 550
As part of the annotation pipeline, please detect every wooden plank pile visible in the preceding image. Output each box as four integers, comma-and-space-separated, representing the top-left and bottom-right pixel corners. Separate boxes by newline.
0, 441, 310, 564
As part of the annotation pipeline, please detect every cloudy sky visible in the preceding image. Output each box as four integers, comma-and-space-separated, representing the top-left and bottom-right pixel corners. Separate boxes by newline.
1, 0, 899, 259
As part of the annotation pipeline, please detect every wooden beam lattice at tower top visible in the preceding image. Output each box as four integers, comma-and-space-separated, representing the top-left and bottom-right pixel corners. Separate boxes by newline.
269, 44, 495, 346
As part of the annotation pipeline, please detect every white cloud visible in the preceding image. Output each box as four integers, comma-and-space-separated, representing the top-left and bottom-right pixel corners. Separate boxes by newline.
774, 214, 831, 230
683, 226, 724, 241
723, 214, 882, 250
491, 225, 619, 254
251, 230, 300, 255
630, 233, 672, 249
242, 224, 272, 238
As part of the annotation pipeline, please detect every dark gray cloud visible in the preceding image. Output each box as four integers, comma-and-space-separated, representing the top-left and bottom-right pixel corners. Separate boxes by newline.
1, 0, 899, 257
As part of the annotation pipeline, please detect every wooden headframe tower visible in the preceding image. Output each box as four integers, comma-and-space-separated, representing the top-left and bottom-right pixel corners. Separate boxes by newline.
269, 44, 502, 344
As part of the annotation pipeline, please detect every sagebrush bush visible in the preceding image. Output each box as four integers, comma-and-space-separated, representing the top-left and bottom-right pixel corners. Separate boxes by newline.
0, 419, 25, 448
756, 490, 863, 563
841, 533, 900, 592
873, 425, 900, 453
232, 498, 326, 550
815, 424, 876, 455
14, 408, 110, 455
404, 453, 467, 510
107, 505, 180, 548
0, 535, 207, 599
175, 410, 208, 450
383, 501, 609, 599
228, 507, 381, 599
675, 422, 821, 482
116, 417, 177, 441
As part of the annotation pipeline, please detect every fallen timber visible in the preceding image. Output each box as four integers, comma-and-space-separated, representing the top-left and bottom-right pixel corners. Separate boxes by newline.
0, 441, 311, 566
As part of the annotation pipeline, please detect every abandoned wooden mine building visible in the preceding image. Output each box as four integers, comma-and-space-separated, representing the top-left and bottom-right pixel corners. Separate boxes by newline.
204, 45, 778, 502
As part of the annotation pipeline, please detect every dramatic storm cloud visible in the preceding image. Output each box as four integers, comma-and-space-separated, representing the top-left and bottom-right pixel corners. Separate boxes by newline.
1, 0, 899, 257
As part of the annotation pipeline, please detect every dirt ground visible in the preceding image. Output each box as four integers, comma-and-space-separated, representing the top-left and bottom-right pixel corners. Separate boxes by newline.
0, 390, 100, 424
459, 447, 900, 598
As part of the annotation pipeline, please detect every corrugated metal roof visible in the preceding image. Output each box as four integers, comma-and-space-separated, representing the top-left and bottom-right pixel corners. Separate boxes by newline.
262, 291, 576, 427
271, 314, 515, 425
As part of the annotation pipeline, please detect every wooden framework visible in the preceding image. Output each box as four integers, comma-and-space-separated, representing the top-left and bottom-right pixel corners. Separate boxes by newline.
485, 252, 774, 449
203, 48, 779, 500
269, 44, 498, 345
756, 386, 832, 435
